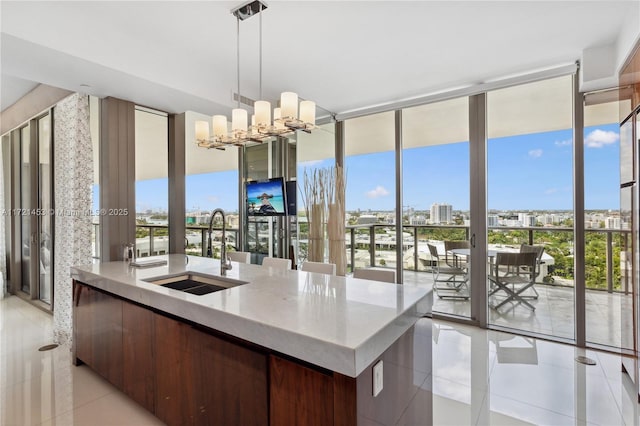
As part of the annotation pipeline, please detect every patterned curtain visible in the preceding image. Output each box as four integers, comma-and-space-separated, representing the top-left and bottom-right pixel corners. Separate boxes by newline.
53, 93, 93, 345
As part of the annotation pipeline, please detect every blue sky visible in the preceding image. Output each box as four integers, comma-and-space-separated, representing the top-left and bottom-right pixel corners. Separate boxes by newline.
125, 123, 620, 214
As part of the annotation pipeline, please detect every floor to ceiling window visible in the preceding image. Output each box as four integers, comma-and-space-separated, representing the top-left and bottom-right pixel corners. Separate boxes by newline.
1, 134, 11, 293
19, 125, 31, 294
37, 113, 52, 304
295, 123, 335, 266
9, 110, 55, 307
583, 89, 627, 349
344, 112, 397, 275
185, 111, 239, 258
135, 107, 169, 258
486, 75, 575, 339
401, 97, 470, 318
89, 96, 100, 260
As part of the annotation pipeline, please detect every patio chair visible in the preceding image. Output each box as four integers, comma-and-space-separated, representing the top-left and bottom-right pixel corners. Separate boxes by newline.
427, 243, 469, 300
488, 251, 538, 311
300, 261, 337, 276
519, 244, 545, 299
353, 268, 396, 283
444, 240, 470, 270
262, 257, 292, 270
228, 251, 251, 263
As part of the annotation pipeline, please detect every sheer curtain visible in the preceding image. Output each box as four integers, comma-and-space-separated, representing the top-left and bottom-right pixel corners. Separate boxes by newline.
53, 93, 93, 345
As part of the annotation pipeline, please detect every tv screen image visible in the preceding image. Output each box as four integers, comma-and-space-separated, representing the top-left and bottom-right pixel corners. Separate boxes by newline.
246, 178, 287, 216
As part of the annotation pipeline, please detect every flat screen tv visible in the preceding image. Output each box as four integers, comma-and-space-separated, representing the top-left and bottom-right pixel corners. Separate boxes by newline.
285, 180, 297, 216
246, 177, 287, 216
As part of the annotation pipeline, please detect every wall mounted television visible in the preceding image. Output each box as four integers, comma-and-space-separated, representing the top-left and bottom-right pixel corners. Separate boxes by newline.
285, 180, 297, 216
246, 177, 287, 216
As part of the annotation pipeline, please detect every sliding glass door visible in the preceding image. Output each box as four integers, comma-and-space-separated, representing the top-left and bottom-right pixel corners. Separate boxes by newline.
401, 97, 471, 318
486, 75, 574, 338
12, 111, 54, 307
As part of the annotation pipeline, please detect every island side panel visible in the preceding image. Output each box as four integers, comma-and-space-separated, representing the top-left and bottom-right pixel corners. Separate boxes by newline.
355, 324, 433, 425
269, 355, 336, 426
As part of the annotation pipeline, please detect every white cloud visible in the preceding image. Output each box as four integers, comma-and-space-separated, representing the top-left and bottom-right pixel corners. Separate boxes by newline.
545, 186, 571, 195
555, 139, 572, 147
585, 129, 619, 148
366, 186, 390, 199
300, 160, 323, 168
528, 149, 543, 158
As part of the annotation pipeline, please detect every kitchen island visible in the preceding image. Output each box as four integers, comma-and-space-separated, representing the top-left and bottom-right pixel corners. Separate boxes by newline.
71, 255, 432, 425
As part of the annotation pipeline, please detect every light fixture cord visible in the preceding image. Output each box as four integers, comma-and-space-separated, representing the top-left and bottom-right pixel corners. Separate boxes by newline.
259, 2, 262, 100
236, 15, 241, 108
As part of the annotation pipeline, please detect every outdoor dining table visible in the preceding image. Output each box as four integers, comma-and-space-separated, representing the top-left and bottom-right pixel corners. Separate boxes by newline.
448, 247, 534, 310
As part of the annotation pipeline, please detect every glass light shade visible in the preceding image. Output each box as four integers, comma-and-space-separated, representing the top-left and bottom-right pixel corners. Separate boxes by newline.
195, 121, 209, 141
212, 115, 227, 139
299, 101, 316, 125
232, 108, 248, 132
254, 100, 271, 126
251, 114, 256, 127
280, 92, 298, 119
273, 107, 285, 129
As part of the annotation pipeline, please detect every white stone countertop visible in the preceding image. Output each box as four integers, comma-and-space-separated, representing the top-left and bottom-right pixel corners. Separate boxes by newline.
71, 255, 430, 377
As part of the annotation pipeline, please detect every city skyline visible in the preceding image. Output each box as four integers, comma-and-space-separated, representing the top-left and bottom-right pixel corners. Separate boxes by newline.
126, 123, 620, 214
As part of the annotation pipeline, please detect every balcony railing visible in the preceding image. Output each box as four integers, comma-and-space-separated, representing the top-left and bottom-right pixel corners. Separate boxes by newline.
89, 222, 627, 295
345, 224, 629, 294
90, 224, 241, 259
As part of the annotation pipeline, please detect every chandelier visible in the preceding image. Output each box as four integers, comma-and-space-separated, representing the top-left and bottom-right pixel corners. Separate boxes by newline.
196, 0, 316, 150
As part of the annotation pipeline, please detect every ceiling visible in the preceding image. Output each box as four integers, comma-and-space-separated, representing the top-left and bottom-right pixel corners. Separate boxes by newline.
1, 1, 638, 117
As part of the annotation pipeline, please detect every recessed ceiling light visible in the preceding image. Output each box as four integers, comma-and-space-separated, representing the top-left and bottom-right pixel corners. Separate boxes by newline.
80, 84, 91, 88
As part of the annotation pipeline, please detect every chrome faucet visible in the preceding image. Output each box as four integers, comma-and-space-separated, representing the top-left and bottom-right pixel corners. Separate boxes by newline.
207, 208, 232, 275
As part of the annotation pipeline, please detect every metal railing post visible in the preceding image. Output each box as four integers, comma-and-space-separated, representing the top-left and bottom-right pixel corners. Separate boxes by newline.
413, 226, 418, 271
369, 225, 376, 267
606, 231, 613, 293
350, 228, 355, 272
149, 227, 155, 256
529, 229, 534, 245
201, 228, 207, 256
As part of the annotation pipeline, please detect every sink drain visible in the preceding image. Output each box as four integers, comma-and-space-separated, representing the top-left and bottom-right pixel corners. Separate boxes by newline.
575, 356, 596, 365
38, 344, 59, 352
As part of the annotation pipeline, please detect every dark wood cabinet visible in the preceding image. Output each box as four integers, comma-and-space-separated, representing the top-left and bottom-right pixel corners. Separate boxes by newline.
122, 301, 155, 413
154, 314, 199, 425
154, 315, 268, 426
270, 355, 334, 426
74, 282, 268, 426
73, 281, 123, 388
73, 281, 423, 425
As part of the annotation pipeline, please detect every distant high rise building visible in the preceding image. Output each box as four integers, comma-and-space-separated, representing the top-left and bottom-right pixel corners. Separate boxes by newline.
488, 215, 499, 227
517, 213, 535, 227
607, 217, 621, 229
430, 203, 452, 224
410, 215, 427, 225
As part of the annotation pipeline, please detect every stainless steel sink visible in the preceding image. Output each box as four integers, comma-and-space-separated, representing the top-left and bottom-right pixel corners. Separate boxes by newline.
144, 272, 248, 296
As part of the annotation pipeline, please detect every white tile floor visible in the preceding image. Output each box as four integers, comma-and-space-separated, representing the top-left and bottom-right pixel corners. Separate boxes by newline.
403, 270, 632, 349
1, 295, 639, 425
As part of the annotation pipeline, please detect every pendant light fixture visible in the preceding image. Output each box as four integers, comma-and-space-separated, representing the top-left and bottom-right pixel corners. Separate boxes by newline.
196, 0, 317, 150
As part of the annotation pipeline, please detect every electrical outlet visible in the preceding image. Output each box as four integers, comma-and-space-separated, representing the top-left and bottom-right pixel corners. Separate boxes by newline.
372, 360, 383, 397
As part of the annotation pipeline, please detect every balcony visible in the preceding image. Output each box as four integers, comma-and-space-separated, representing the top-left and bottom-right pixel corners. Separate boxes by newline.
88, 222, 630, 349
344, 223, 630, 349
